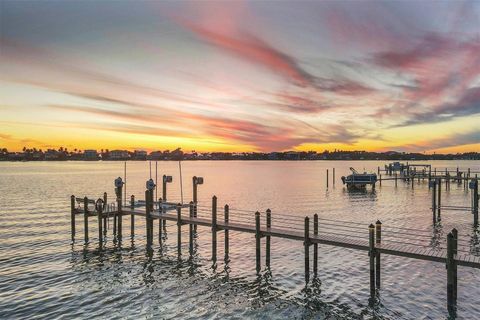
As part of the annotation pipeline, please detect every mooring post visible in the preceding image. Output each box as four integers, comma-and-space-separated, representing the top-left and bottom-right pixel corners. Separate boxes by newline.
375, 220, 381, 289
83, 197, 89, 243
438, 179, 442, 218
452, 228, 458, 305
130, 195, 135, 238
377, 166, 380, 175
116, 183, 123, 240
369, 224, 375, 299
212, 196, 217, 264
431, 180, 437, 224
313, 213, 318, 277
97, 199, 103, 246
158, 197, 163, 244
70, 195, 75, 241
446, 232, 456, 315
224, 204, 229, 262
255, 211, 261, 274
472, 179, 479, 224
379, 174, 382, 186
304, 216, 310, 283
103, 192, 107, 234
395, 173, 398, 187
162, 174, 168, 202
177, 203, 182, 257
326, 169, 329, 188
189, 201, 194, 257
145, 190, 151, 247
333, 168, 335, 186
266, 209, 271, 268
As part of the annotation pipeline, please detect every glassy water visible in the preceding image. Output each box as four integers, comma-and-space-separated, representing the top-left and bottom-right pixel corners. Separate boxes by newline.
0, 160, 479, 319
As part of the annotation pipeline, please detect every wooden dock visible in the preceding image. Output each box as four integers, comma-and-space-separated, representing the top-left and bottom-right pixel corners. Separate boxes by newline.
70, 176, 480, 316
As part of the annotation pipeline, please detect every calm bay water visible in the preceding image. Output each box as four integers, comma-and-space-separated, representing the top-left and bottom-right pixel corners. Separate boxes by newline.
1, 160, 479, 319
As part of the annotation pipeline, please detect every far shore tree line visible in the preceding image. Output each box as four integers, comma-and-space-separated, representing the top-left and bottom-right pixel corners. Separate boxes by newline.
0, 147, 479, 161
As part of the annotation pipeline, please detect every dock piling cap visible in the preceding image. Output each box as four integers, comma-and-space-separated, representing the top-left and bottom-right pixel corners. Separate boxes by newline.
369, 223, 375, 229
376, 220, 382, 225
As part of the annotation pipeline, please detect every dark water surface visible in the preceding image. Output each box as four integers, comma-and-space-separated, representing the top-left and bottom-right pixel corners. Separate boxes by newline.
1, 160, 479, 319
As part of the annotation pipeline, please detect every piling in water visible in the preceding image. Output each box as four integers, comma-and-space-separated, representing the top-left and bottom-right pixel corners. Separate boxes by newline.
313, 213, 318, 277
304, 216, 310, 283
211, 196, 217, 264
266, 209, 271, 268
130, 195, 135, 238
177, 203, 182, 257
255, 211, 261, 274
375, 220, 381, 289
369, 224, 375, 299
224, 204, 229, 262
189, 201, 194, 257
70, 195, 75, 241
83, 197, 89, 243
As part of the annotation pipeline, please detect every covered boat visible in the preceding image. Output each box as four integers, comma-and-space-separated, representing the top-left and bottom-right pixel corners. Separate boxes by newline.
341, 167, 377, 188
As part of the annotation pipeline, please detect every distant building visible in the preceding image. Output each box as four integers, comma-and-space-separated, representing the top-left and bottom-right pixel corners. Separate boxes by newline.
109, 150, 129, 160
45, 149, 60, 160
149, 151, 164, 160
84, 150, 99, 161
133, 150, 147, 160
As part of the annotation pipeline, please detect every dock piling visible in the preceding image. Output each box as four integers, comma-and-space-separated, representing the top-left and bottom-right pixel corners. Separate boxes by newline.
212, 196, 217, 264
83, 197, 89, 243
326, 169, 329, 188
97, 199, 103, 246
446, 232, 457, 315
375, 220, 381, 289
266, 209, 271, 268
103, 192, 107, 235
369, 224, 375, 299
177, 203, 182, 257
189, 201, 194, 256
304, 216, 310, 283
70, 195, 75, 241
255, 211, 261, 274
145, 190, 152, 247
116, 183, 123, 240
130, 195, 135, 238
313, 214, 318, 277
333, 168, 335, 186
224, 204, 229, 262
431, 180, 437, 224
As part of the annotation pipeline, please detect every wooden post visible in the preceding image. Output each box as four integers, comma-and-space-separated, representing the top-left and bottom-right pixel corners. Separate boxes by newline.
192, 176, 198, 233
395, 173, 397, 187
452, 228, 458, 305
117, 185, 123, 240
189, 201, 194, 257
162, 174, 167, 202
103, 192, 107, 235
224, 204, 229, 262
313, 213, 318, 277
145, 190, 151, 247
97, 199, 103, 246
379, 174, 382, 186
70, 195, 75, 241
326, 169, 329, 188
432, 180, 437, 224
83, 197, 89, 243
158, 197, 163, 244
266, 209, 271, 268
130, 195, 135, 238
333, 168, 335, 186
375, 220, 381, 289
255, 211, 261, 274
446, 232, 456, 315
473, 179, 479, 225
377, 166, 380, 175
177, 203, 182, 257
304, 216, 310, 283
438, 179, 442, 218
211, 196, 217, 264
369, 224, 375, 299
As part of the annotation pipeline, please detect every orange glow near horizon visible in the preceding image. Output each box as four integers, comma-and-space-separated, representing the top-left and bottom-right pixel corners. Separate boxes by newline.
1, 2, 479, 154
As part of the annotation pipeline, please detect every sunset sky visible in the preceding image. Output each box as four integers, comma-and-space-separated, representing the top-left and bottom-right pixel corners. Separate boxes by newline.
1, 1, 479, 153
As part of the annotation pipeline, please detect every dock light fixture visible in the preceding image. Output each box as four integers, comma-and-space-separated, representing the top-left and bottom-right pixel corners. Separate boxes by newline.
164, 175, 173, 183
114, 177, 124, 188
146, 178, 156, 191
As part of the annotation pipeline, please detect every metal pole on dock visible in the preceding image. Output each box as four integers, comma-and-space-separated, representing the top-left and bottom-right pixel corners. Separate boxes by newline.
266, 209, 271, 268
224, 204, 229, 262
369, 224, 375, 300
211, 196, 217, 264
189, 201, 194, 257
375, 220, 381, 289
313, 214, 318, 277
255, 211, 261, 274
304, 216, 310, 283
130, 195, 135, 238
70, 195, 75, 241
177, 203, 182, 257
83, 197, 89, 243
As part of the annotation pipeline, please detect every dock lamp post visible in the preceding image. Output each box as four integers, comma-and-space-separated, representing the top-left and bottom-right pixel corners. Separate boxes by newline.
162, 175, 172, 203
114, 177, 124, 238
